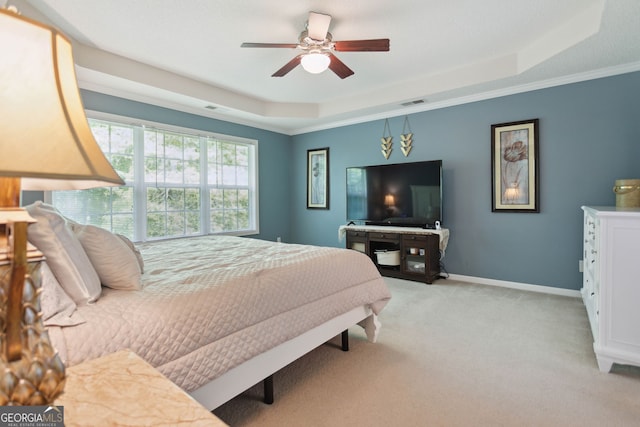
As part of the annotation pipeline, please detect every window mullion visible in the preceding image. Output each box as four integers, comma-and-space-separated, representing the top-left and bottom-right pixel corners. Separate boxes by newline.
133, 126, 146, 241
201, 136, 211, 234
250, 142, 259, 231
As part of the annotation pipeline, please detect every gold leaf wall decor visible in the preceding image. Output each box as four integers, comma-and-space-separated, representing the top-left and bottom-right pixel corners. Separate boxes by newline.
381, 136, 392, 159
400, 116, 413, 157
400, 134, 412, 157
381, 118, 392, 159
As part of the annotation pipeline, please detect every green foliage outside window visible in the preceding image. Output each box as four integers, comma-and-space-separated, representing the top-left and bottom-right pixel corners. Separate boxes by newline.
52, 118, 256, 241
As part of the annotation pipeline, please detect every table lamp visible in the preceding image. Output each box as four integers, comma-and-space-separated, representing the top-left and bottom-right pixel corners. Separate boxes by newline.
0, 7, 124, 404
384, 194, 395, 217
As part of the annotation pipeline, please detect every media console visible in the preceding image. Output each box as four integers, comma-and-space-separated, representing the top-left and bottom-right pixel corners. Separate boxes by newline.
339, 225, 450, 284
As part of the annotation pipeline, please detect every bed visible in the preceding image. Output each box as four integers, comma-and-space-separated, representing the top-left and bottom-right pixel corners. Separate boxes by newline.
27, 202, 391, 410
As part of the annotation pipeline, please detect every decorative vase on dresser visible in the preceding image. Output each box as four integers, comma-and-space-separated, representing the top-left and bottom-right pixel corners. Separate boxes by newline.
581, 206, 640, 372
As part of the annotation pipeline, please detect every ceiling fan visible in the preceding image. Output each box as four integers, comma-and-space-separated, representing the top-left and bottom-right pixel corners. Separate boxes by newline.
241, 11, 390, 79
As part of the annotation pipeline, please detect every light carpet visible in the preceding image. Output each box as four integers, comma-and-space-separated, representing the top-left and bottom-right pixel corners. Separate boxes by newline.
213, 277, 640, 426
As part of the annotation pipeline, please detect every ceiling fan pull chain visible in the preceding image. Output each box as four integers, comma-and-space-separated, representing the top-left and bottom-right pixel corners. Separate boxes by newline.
400, 116, 413, 157
381, 118, 393, 159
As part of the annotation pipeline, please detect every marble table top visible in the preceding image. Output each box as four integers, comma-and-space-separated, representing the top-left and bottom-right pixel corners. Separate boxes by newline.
56, 350, 227, 426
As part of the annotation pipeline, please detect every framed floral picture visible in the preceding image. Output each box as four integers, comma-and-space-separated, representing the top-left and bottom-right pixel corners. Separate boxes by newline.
307, 147, 329, 209
491, 119, 539, 212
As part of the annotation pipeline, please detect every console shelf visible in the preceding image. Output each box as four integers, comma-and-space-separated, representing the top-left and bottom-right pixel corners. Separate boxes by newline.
339, 225, 449, 284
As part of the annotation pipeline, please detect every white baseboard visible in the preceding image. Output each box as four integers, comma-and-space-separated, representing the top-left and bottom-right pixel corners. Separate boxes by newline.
446, 273, 581, 298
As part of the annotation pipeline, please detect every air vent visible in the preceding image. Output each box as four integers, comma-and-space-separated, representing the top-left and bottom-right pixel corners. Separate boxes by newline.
400, 99, 425, 107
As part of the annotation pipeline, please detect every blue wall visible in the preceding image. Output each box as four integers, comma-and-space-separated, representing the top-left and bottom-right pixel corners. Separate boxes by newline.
80, 90, 293, 243
80, 72, 640, 291
290, 72, 640, 290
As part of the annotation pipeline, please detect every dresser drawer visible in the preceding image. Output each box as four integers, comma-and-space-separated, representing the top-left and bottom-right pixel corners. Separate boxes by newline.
584, 215, 597, 244
368, 232, 399, 240
402, 234, 429, 243
347, 230, 368, 239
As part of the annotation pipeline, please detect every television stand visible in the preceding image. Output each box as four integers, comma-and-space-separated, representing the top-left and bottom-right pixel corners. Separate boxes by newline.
339, 225, 449, 284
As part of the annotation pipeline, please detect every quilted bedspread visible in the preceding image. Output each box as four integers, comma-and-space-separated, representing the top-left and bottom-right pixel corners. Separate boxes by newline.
48, 236, 391, 392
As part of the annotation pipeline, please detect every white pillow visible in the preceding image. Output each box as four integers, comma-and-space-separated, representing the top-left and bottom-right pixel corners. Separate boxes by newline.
40, 262, 86, 327
70, 224, 142, 291
25, 202, 101, 305
116, 234, 144, 273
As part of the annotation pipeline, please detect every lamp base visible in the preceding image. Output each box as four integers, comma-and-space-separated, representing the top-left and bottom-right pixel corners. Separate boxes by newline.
0, 225, 65, 405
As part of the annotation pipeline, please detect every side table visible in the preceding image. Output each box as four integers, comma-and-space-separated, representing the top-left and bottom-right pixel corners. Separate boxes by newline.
55, 350, 227, 426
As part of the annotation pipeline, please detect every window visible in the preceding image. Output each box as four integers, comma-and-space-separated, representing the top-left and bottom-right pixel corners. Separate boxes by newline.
346, 167, 367, 221
50, 114, 258, 241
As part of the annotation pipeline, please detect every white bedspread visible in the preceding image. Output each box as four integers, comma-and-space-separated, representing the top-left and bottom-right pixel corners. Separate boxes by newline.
48, 236, 391, 392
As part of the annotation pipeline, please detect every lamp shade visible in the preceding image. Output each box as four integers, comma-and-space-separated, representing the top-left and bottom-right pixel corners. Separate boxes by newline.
0, 8, 124, 190
301, 52, 330, 74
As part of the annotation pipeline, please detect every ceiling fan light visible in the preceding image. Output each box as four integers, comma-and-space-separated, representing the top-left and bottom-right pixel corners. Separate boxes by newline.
301, 53, 330, 74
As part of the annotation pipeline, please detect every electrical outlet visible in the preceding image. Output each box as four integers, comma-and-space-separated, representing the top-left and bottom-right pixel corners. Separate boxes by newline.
579, 260, 584, 273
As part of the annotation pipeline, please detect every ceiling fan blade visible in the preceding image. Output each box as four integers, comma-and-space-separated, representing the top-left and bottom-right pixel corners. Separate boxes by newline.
241, 42, 299, 48
334, 39, 390, 52
328, 54, 354, 79
307, 11, 331, 41
272, 55, 303, 77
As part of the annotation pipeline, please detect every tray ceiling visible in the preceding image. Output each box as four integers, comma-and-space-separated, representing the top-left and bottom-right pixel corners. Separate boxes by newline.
15, 0, 640, 134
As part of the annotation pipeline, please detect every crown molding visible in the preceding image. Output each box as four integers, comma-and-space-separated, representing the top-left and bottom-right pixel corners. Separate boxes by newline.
80, 61, 640, 136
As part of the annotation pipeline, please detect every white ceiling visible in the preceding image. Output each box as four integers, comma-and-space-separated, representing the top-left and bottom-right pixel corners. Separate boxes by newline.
14, 0, 640, 135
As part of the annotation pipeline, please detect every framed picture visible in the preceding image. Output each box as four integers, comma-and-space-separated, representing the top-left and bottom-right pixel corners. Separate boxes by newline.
491, 119, 539, 212
307, 147, 329, 209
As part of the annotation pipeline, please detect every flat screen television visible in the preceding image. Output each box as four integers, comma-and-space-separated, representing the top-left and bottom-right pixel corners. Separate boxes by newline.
346, 160, 443, 228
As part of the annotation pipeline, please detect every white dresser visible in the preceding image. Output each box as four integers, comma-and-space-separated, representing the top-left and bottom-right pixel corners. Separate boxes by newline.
582, 206, 640, 372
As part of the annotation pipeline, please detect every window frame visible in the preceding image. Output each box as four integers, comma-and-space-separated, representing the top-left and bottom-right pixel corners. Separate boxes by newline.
46, 110, 260, 241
